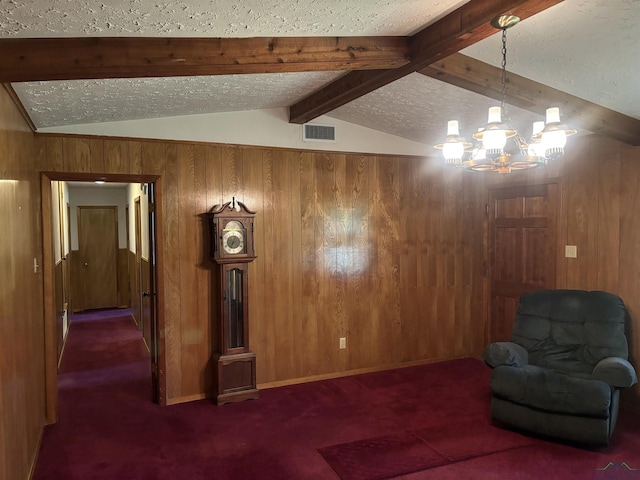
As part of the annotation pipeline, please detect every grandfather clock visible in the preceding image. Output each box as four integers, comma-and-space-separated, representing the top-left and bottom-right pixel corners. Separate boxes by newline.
208, 198, 259, 405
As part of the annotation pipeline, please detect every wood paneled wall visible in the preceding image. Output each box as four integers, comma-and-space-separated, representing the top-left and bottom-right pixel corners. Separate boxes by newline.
485, 135, 640, 408
38, 133, 640, 408
37, 135, 487, 403
0, 88, 46, 480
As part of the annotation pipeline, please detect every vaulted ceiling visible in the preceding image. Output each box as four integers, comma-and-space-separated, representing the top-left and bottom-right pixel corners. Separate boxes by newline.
2, 0, 639, 150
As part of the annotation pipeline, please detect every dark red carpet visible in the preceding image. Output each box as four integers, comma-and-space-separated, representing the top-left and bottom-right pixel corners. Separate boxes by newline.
34, 309, 640, 480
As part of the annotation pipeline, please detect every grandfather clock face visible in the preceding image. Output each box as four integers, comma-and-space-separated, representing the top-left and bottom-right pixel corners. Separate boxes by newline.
222, 220, 246, 255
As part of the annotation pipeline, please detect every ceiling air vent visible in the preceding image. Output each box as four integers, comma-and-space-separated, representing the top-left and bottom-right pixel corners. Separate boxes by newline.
303, 123, 336, 143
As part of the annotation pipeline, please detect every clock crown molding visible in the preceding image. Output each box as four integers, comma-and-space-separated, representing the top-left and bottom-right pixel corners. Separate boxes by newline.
210, 198, 256, 217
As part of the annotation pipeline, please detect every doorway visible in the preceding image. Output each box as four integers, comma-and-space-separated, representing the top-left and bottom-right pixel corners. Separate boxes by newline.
487, 183, 558, 343
41, 173, 165, 423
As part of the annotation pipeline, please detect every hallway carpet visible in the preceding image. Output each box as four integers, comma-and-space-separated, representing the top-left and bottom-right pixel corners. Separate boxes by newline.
33, 309, 640, 479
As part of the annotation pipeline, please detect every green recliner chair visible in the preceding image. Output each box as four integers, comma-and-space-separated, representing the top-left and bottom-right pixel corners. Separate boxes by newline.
482, 289, 637, 445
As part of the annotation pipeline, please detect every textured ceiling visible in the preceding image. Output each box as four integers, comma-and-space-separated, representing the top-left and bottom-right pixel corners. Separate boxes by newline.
0, 0, 465, 37
2, 0, 639, 146
462, 0, 640, 121
12, 72, 342, 127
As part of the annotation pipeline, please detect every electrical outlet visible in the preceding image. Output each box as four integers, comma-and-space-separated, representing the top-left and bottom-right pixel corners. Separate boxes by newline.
565, 245, 577, 258
339, 337, 347, 349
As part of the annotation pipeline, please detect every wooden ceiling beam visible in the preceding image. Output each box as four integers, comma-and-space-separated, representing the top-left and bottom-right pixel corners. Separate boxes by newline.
0, 36, 410, 83
419, 53, 640, 146
288, 0, 564, 124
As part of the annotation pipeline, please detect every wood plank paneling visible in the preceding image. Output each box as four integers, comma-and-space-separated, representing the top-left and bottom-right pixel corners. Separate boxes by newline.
0, 84, 46, 480
596, 138, 621, 293
45, 137, 64, 171
193, 145, 212, 394
298, 152, 318, 376
271, 150, 296, 379
619, 145, 640, 409
157, 143, 181, 400
177, 144, 201, 396
346, 155, 372, 369
241, 148, 268, 380
104, 140, 130, 174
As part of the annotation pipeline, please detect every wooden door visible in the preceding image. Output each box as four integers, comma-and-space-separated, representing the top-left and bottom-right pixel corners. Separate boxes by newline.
77, 206, 119, 310
488, 183, 558, 343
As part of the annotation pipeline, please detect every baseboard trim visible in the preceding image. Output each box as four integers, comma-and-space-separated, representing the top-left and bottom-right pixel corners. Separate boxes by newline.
28, 425, 44, 480
164, 355, 475, 406
258, 354, 471, 390
166, 393, 208, 406
56, 322, 70, 371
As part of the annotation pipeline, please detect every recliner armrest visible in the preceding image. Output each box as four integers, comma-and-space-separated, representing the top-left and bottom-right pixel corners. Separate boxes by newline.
592, 357, 638, 388
482, 342, 529, 368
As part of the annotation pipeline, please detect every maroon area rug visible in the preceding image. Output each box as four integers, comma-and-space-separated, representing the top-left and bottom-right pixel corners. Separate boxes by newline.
319, 418, 534, 480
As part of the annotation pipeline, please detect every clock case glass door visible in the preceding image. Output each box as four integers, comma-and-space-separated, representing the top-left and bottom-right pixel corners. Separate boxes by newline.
223, 264, 247, 353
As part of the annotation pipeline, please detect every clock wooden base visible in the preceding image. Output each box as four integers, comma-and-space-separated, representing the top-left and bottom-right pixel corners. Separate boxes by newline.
215, 351, 259, 406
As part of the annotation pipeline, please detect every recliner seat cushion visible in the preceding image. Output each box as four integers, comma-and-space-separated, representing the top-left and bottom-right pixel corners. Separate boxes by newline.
491, 365, 611, 418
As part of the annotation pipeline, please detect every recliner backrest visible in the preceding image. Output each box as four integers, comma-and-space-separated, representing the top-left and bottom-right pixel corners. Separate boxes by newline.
510, 290, 628, 373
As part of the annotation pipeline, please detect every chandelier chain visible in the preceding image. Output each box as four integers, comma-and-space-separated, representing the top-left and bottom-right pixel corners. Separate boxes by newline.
500, 27, 528, 154
500, 28, 508, 112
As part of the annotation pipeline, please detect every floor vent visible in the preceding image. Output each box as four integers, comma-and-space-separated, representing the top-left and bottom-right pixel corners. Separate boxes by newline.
303, 124, 336, 142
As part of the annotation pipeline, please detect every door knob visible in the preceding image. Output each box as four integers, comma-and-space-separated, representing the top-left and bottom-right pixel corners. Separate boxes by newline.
83, 262, 88, 268
143, 292, 151, 297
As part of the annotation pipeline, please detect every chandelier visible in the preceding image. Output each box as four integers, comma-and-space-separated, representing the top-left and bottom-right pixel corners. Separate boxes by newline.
434, 15, 576, 174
